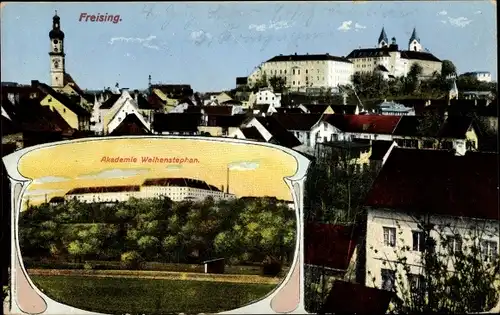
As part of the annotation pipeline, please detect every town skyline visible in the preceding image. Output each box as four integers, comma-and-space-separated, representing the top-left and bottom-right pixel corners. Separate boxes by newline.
1, 1, 497, 92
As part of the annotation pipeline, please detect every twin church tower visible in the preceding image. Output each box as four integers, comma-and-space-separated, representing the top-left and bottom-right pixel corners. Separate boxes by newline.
377, 27, 423, 52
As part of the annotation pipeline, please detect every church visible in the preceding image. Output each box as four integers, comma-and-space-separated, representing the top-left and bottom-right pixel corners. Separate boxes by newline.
346, 27, 443, 79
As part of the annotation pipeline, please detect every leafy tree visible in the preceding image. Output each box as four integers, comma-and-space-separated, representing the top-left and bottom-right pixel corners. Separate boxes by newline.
441, 60, 457, 78
367, 216, 500, 314
268, 75, 287, 93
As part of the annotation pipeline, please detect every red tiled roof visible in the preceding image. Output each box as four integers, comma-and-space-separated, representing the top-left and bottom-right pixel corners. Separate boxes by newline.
305, 222, 358, 270
323, 114, 401, 134
142, 178, 220, 191
365, 148, 499, 220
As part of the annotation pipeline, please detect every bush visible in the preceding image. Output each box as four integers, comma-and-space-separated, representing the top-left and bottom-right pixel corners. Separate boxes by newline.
83, 262, 93, 270
121, 251, 144, 270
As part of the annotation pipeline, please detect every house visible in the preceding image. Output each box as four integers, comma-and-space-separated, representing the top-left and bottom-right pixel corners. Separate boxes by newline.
199, 114, 248, 136
271, 113, 322, 147
202, 258, 225, 274
392, 115, 479, 154
149, 84, 194, 99
109, 114, 151, 136
152, 113, 202, 135
228, 126, 267, 142
310, 114, 402, 149
34, 81, 91, 130
299, 104, 334, 115
49, 196, 65, 206
274, 107, 305, 114
314, 139, 372, 171
362, 148, 499, 309
255, 88, 282, 108
460, 71, 492, 83
239, 116, 302, 148
203, 92, 233, 106
252, 104, 277, 116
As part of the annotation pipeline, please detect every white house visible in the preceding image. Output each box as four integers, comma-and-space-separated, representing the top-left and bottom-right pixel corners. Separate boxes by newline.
255, 88, 282, 108
106, 96, 151, 135
461, 71, 492, 83
363, 148, 499, 312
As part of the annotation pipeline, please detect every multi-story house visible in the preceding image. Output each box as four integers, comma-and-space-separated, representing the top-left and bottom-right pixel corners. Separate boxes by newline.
247, 53, 354, 92
254, 88, 282, 108
362, 148, 499, 311
460, 71, 492, 83
346, 28, 442, 79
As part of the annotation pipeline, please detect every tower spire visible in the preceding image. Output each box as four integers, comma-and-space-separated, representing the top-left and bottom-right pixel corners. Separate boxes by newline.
378, 27, 389, 48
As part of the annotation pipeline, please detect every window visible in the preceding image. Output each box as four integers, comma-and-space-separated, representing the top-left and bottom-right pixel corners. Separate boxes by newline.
383, 227, 396, 247
298, 81, 300, 85
306, 69, 308, 74
298, 70, 301, 75
293, 81, 295, 85
445, 235, 462, 254
293, 69, 296, 75
409, 274, 426, 296
441, 141, 453, 150
422, 140, 434, 149
317, 76, 320, 80
63, 108, 66, 113
381, 269, 396, 291
412, 231, 425, 252
481, 240, 498, 262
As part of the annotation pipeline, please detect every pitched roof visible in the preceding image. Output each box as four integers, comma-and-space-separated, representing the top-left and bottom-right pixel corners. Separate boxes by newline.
206, 114, 247, 127
323, 114, 401, 134
400, 50, 441, 62
109, 114, 151, 136
13, 98, 74, 134
330, 104, 358, 115
254, 104, 270, 112
378, 27, 388, 44
67, 185, 141, 195
266, 53, 352, 63
142, 178, 221, 191
135, 93, 157, 110
370, 140, 395, 161
301, 104, 330, 114
438, 116, 473, 139
255, 116, 302, 148
271, 113, 322, 131
240, 126, 266, 141
346, 48, 392, 59
393, 115, 473, 139
63, 73, 84, 95
274, 107, 305, 114
100, 94, 121, 109
409, 27, 420, 44
202, 106, 233, 115
305, 222, 358, 270
153, 113, 202, 133
35, 82, 90, 117
365, 148, 499, 220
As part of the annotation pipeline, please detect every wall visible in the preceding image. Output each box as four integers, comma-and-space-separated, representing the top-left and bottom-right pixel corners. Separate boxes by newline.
40, 95, 79, 129
365, 208, 499, 299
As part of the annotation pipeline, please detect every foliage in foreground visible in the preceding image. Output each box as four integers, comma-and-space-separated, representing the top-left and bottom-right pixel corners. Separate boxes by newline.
368, 216, 500, 314
20, 197, 296, 266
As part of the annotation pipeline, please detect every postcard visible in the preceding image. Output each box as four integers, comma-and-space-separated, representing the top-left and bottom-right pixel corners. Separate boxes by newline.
1, 1, 498, 315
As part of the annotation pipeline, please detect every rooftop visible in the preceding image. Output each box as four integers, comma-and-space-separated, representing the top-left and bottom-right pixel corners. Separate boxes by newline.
266, 53, 352, 64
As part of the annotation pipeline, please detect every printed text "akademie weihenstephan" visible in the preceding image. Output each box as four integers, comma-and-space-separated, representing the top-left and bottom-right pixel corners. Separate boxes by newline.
101, 156, 200, 164
79, 13, 122, 24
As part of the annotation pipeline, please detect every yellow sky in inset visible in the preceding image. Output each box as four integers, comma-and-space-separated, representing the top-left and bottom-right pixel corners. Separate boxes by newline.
18, 138, 298, 205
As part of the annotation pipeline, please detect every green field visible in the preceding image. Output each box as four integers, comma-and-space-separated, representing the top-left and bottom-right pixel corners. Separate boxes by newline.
32, 275, 277, 314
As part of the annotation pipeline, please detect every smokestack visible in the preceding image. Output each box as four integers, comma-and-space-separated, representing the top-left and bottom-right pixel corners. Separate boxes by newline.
226, 167, 229, 194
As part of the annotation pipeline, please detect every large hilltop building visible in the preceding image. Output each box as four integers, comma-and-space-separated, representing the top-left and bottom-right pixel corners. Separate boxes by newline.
346, 28, 442, 79
64, 177, 236, 203
247, 53, 354, 93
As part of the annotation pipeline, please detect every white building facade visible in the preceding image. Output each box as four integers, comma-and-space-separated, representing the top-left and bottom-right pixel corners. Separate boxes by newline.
365, 208, 499, 304
461, 71, 492, 83
247, 54, 354, 92
255, 88, 282, 108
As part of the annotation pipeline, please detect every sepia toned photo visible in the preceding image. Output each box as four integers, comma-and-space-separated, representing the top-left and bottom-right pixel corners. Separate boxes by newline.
1, 1, 498, 315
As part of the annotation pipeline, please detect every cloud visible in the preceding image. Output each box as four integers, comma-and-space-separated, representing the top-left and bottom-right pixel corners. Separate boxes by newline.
337, 20, 353, 32
354, 23, 366, 31
228, 161, 259, 171
248, 20, 293, 32
109, 35, 161, 50
190, 30, 212, 45
32, 176, 71, 184
447, 16, 473, 27
77, 168, 150, 180
437, 10, 448, 16
24, 189, 66, 197
474, 10, 482, 14
166, 164, 182, 170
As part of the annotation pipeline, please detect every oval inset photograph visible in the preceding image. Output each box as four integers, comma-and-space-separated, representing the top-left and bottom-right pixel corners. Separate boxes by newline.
14, 138, 302, 314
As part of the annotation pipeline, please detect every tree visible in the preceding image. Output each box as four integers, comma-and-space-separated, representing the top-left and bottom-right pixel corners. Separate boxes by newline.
416, 110, 445, 149
268, 75, 287, 93
441, 60, 457, 78
367, 216, 500, 314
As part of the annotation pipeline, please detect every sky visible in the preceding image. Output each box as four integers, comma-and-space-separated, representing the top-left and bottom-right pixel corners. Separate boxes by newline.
14, 138, 298, 206
1, 1, 497, 92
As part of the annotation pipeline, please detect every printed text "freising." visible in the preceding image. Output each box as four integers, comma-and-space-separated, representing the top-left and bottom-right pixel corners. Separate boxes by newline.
79, 13, 122, 24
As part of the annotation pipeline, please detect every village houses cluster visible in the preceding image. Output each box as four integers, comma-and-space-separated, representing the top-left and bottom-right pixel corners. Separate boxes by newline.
2, 12, 498, 309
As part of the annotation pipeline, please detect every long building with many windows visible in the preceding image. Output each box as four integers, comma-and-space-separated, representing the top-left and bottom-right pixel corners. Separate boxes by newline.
247, 53, 354, 92
64, 177, 236, 203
